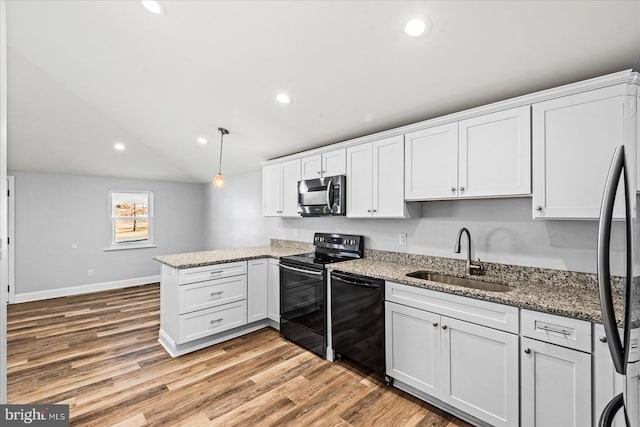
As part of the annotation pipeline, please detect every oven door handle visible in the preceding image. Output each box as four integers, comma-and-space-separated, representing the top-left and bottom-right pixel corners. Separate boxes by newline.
279, 263, 323, 276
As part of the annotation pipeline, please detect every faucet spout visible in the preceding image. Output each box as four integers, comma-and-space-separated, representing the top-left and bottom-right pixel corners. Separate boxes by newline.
454, 227, 483, 275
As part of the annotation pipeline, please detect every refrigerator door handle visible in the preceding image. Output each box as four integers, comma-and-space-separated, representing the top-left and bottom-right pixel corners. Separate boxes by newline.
598, 393, 626, 427
598, 144, 631, 375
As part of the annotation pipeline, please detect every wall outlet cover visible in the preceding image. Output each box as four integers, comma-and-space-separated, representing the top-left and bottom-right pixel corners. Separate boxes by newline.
399, 233, 407, 246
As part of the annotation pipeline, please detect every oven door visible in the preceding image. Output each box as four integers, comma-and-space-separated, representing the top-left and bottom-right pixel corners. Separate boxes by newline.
279, 262, 327, 357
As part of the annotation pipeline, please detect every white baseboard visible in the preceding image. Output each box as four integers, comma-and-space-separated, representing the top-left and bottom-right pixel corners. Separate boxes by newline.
13, 275, 160, 303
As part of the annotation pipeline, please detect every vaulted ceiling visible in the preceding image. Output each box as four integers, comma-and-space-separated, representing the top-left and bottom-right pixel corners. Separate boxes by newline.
6, 1, 640, 183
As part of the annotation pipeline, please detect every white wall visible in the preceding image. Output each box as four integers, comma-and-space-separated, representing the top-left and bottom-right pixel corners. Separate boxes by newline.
11, 171, 206, 296
204, 169, 628, 275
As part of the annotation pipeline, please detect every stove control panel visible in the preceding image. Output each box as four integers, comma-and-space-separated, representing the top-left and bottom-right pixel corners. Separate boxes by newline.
313, 233, 363, 254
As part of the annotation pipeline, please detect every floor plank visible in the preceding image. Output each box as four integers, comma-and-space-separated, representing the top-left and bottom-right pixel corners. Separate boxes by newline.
8, 283, 473, 426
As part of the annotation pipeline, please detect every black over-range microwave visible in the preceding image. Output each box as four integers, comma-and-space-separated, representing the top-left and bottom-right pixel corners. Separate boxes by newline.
297, 175, 346, 217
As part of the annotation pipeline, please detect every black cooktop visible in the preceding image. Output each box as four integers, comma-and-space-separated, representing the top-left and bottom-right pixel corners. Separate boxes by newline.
280, 233, 364, 269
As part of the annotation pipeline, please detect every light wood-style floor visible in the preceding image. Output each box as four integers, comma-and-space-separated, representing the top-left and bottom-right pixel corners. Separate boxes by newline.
7, 283, 472, 427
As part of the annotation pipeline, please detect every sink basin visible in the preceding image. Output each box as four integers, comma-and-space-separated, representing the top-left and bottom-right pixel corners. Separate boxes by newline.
406, 271, 513, 293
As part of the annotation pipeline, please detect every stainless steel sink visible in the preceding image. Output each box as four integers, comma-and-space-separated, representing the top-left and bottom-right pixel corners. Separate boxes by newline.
406, 271, 513, 293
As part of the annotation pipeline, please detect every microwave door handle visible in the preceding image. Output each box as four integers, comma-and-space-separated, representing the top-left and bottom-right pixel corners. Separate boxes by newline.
326, 181, 333, 211
597, 144, 627, 375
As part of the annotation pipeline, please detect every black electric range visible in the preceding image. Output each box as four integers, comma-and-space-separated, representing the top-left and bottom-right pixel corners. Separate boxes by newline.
278, 233, 364, 357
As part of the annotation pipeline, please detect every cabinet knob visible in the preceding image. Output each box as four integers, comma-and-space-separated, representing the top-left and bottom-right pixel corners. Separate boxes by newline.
535, 206, 543, 211
372, 209, 377, 213
432, 322, 438, 327
450, 187, 456, 192
459, 186, 465, 191
367, 209, 372, 213
600, 336, 607, 343
524, 348, 531, 354
317, 171, 321, 175
442, 325, 447, 330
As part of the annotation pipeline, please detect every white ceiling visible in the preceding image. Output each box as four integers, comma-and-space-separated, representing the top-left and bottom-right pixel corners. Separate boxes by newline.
6, 0, 640, 183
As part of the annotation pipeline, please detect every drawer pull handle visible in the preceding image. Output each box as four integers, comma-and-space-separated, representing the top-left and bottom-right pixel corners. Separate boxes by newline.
524, 348, 531, 354
538, 325, 572, 336
210, 318, 224, 324
210, 291, 224, 296
600, 336, 607, 343
210, 270, 223, 275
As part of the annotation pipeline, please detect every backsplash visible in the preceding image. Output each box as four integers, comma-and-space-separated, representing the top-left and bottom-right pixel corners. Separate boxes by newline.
270, 239, 314, 252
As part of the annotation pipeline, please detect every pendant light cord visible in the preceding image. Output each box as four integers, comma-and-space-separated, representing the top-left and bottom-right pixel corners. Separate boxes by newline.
218, 132, 224, 175
217, 127, 229, 175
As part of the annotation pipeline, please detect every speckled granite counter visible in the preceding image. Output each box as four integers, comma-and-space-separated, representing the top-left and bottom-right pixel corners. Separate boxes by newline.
153, 244, 311, 269
154, 239, 621, 324
331, 257, 622, 324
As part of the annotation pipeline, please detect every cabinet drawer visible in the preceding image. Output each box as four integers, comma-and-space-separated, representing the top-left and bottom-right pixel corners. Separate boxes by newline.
521, 309, 591, 352
386, 281, 518, 333
178, 275, 247, 314
178, 301, 247, 344
178, 261, 247, 285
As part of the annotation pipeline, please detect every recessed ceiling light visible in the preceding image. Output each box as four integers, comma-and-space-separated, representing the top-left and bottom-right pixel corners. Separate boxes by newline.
114, 142, 126, 151
197, 137, 208, 145
276, 93, 292, 104
141, 0, 165, 15
405, 18, 429, 37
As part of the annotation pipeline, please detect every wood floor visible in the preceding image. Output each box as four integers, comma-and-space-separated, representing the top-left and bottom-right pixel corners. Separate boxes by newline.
7, 284, 472, 427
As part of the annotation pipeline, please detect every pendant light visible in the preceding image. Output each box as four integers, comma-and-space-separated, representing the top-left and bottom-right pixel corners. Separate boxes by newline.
214, 127, 229, 188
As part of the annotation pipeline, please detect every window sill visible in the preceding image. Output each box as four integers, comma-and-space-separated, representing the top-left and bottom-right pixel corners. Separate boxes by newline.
104, 244, 158, 252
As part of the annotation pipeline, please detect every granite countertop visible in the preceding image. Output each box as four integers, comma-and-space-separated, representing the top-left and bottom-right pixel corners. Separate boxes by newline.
153, 245, 309, 269
154, 239, 622, 324
331, 258, 622, 324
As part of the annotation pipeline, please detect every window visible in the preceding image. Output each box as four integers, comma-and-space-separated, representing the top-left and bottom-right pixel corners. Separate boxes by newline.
109, 191, 153, 249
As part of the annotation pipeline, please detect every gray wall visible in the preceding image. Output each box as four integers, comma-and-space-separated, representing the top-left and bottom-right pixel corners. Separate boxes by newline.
204, 169, 628, 275
11, 171, 206, 294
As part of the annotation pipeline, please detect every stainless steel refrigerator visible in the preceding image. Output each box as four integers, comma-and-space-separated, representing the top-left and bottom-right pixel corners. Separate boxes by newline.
598, 142, 640, 426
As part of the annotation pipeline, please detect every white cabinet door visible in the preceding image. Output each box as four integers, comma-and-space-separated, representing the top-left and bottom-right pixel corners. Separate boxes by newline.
346, 143, 373, 217
373, 135, 405, 217
267, 259, 280, 323
521, 337, 591, 427
262, 164, 282, 216
247, 259, 268, 323
301, 154, 322, 180
532, 84, 635, 219
405, 123, 459, 200
459, 106, 531, 198
593, 323, 625, 427
385, 302, 441, 397
440, 316, 519, 427
322, 148, 346, 177
281, 159, 301, 217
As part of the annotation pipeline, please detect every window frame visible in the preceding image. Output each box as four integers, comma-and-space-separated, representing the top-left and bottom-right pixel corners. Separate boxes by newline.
106, 190, 155, 251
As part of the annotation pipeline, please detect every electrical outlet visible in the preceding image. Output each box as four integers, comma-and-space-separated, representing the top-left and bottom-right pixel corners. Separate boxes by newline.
88, 269, 95, 277
399, 233, 407, 246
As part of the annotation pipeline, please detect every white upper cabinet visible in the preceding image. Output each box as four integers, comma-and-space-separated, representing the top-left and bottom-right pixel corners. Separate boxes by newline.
262, 159, 301, 217
347, 135, 405, 218
532, 84, 636, 219
458, 105, 531, 198
405, 123, 459, 200
300, 148, 346, 180
405, 106, 531, 200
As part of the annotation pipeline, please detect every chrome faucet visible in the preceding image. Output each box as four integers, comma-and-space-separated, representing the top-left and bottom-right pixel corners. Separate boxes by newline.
454, 227, 484, 275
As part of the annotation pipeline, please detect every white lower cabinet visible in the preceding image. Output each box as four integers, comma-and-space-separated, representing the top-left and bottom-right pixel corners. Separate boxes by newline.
521, 336, 591, 427
385, 302, 441, 396
267, 258, 280, 323
593, 323, 625, 427
385, 282, 519, 427
247, 259, 268, 322
440, 316, 518, 427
